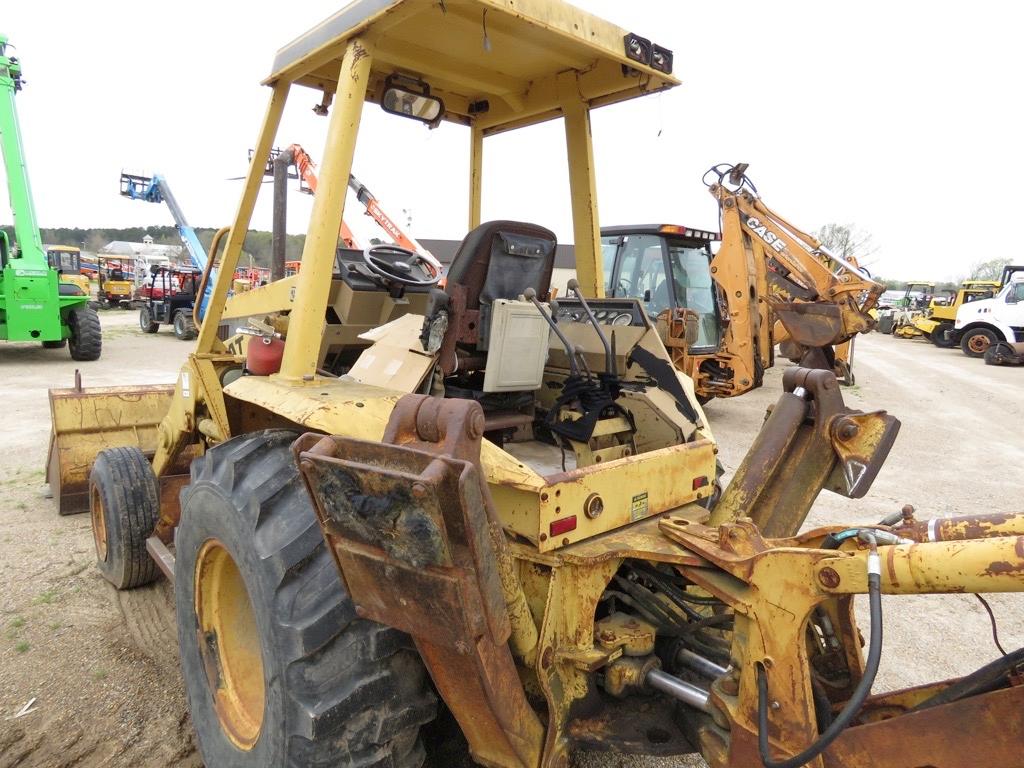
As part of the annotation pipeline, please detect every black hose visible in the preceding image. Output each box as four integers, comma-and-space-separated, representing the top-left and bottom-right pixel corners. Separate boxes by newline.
757, 558, 883, 768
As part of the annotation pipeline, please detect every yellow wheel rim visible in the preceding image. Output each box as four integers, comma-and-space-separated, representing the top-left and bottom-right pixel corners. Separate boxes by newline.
195, 539, 266, 750
91, 485, 108, 562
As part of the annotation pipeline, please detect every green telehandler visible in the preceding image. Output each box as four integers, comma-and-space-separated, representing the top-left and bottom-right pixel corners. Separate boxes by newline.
1, 35, 100, 358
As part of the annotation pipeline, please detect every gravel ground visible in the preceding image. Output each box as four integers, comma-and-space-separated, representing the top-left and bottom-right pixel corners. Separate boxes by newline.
1, 315, 1021, 767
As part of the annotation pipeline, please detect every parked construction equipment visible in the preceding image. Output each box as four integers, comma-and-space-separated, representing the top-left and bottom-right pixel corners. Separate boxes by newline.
1, 35, 100, 358
905, 279, 1001, 346
44, 4, 1023, 768
97, 258, 134, 308
951, 266, 1024, 357
45, 245, 91, 295
138, 265, 199, 340
601, 167, 880, 402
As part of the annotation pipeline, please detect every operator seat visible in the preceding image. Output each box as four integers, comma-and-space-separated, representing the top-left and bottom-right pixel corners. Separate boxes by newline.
423, 220, 557, 376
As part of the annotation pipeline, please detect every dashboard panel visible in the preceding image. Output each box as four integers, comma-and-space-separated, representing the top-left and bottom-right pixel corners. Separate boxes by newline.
552, 297, 647, 328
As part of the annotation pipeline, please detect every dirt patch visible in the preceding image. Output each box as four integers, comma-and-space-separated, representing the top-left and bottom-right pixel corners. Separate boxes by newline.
1, 318, 1021, 767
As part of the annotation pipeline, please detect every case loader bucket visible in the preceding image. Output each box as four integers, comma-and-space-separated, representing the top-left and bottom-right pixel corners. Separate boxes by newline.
46, 383, 175, 515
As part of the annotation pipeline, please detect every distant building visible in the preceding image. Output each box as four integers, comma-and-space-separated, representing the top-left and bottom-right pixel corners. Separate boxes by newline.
99, 235, 184, 285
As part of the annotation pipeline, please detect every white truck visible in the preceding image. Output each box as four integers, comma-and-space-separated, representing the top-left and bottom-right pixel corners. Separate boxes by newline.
950, 266, 1024, 357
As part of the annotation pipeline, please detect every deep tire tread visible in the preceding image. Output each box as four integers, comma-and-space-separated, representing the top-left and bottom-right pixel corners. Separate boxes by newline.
91, 446, 160, 589
68, 306, 102, 361
177, 430, 435, 768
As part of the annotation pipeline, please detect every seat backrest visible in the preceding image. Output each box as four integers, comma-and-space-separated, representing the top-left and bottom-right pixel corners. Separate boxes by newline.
444, 220, 556, 350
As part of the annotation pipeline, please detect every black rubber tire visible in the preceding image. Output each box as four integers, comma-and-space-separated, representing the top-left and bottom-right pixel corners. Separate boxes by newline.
960, 327, 998, 358
173, 310, 197, 341
929, 322, 955, 348
139, 306, 159, 333
42, 339, 67, 349
89, 446, 161, 587
67, 306, 102, 361
176, 430, 436, 768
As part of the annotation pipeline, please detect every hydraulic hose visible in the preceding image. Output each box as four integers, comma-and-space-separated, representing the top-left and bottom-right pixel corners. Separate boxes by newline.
757, 539, 883, 768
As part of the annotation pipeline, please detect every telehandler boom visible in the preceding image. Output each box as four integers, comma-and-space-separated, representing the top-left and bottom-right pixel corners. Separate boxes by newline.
45, 3, 1023, 768
1, 35, 101, 358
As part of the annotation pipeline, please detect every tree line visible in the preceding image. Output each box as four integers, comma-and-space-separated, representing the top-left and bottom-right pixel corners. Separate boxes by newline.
1, 225, 307, 267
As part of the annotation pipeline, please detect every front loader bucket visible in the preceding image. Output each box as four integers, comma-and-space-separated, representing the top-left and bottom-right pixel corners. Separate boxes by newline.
771, 301, 844, 347
46, 383, 175, 515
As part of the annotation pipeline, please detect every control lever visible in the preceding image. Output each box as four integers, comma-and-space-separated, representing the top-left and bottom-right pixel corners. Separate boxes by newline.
524, 289, 579, 376
567, 279, 615, 377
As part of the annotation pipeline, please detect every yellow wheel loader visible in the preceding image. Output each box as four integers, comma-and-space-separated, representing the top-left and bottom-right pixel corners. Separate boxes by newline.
46, 3, 1024, 768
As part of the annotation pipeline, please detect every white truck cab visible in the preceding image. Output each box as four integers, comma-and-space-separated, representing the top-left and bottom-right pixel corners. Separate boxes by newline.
952, 270, 1024, 357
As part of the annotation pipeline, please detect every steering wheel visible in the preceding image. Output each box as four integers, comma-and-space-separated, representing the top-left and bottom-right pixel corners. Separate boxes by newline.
362, 244, 440, 287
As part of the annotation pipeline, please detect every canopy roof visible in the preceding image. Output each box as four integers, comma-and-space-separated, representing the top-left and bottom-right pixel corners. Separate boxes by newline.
266, 0, 679, 134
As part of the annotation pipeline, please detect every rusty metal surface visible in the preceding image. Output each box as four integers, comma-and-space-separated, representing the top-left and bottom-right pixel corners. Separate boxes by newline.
145, 536, 175, 583
895, 510, 1024, 543
46, 383, 175, 515
710, 367, 899, 537
822, 683, 1024, 767
294, 395, 544, 768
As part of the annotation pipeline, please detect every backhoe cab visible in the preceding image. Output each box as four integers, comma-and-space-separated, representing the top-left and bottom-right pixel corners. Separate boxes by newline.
45, 4, 1024, 768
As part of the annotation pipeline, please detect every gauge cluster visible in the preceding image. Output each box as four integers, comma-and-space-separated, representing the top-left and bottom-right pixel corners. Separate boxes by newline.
553, 298, 645, 327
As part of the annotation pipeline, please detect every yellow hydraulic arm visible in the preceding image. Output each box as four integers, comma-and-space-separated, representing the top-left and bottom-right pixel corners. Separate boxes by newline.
708, 164, 882, 379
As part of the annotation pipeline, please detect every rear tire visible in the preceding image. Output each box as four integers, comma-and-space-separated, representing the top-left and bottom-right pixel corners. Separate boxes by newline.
68, 306, 102, 361
140, 306, 159, 333
929, 322, 955, 348
174, 310, 197, 341
176, 431, 436, 768
960, 327, 998, 358
88, 446, 161, 586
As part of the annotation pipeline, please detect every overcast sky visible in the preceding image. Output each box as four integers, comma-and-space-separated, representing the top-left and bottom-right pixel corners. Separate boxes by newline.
3, 1, 1022, 281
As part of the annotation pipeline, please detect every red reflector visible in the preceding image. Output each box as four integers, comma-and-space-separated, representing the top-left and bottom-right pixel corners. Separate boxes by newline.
550, 516, 578, 537
692, 476, 709, 490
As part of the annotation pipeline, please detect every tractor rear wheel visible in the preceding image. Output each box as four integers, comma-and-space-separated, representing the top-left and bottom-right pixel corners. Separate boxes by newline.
68, 306, 102, 361
960, 328, 998, 358
139, 307, 159, 333
88, 446, 161, 585
176, 431, 436, 768
173, 310, 197, 341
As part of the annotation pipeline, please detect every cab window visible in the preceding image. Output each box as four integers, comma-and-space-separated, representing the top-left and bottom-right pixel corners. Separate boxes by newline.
615, 235, 668, 315
600, 235, 619, 295
665, 238, 722, 350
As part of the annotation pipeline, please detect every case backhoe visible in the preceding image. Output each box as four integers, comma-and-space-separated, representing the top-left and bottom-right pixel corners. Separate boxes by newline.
602, 167, 881, 402
45, 4, 1023, 768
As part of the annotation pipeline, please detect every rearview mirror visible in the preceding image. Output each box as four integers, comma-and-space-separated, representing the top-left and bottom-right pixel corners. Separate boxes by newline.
381, 75, 444, 126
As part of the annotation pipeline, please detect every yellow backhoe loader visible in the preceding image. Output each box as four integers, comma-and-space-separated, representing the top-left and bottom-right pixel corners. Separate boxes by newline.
46, 3, 1023, 768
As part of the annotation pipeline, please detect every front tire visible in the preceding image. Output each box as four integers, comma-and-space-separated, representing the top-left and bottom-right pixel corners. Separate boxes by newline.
960, 327, 998, 358
88, 446, 160, 585
173, 310, 197, 341
176, 431, 436, 768
140, 306, 159, 333
68, 306, 102, 361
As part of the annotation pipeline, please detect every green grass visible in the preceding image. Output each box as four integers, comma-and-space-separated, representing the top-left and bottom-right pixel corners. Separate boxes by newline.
49, 621, 62, 631
14, 641, 29, 653
33, 589, 59, 605
10, 616, 26, 629
92, 669, 108, 681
